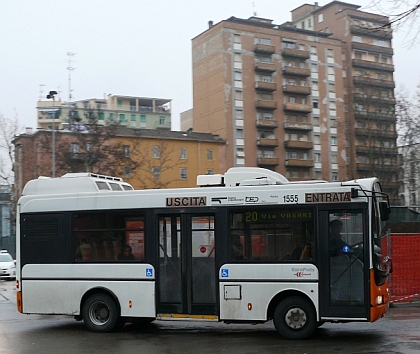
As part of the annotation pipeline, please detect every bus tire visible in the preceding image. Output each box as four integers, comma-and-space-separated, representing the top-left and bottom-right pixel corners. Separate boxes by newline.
82, 293, 119, 332
273, 296, 317, 340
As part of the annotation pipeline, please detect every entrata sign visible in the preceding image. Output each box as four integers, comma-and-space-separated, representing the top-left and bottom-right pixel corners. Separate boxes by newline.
305, 191, 351, 203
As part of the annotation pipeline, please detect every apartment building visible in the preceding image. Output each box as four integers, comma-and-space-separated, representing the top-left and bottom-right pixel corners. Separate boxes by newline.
13, 128, 226, 195
289, 1, 398, 201
37, 94, 172, 131
190, 1, 398, 200
192, 15, 346, 182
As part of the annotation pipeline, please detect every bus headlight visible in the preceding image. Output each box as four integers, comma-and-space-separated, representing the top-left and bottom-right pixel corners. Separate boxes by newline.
375, 295, 384, 305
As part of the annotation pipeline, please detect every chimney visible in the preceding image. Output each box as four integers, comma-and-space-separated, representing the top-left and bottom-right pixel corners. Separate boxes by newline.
208, 20, 213, 28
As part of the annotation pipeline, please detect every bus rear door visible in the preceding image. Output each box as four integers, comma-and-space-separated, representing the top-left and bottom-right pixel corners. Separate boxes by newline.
156, 213, 217, 317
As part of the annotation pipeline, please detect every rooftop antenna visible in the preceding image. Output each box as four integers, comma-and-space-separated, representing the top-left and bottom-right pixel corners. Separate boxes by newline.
67, 52, 76, 102
39, 84, 45, 100
67, 52, 76, 126
252, 2, 257, 16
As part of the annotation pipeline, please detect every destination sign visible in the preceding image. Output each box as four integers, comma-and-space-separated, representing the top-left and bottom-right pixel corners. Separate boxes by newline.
305, 192, 351, 203
166, 196, 207, 207
244, 210, 313, 223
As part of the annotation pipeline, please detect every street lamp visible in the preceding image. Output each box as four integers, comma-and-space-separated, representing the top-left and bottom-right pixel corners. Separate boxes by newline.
47, 91, 57, 178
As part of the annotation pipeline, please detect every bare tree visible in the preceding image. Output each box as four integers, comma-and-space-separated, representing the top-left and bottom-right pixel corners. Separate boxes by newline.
37, 109, 142, 177
366, 1, 420, 47
396, 85, 420, 205
136, 139, 180, 189
0, 111, 22, 186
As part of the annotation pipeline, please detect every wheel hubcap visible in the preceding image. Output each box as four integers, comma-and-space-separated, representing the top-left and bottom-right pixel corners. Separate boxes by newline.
285, 307, 307, 329
89, 301, 110, 326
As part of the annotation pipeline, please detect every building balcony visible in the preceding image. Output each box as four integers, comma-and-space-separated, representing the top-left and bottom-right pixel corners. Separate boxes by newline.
255, 62, 276, 73
352, 42, 393, 55
155, 121, 171, 129
282, 85, 311, 95
256, 100, 278, 110
284, 140, 313, 149
350, 25, 392, 39
254, 43, 275, 54
284, 103, 312, 113
284, 121, 312, 131
353, 76, 395, 89
257, 138, 279, 147
257, 157, 279, 166
282, 47, 310, 59
355, 145, 397, 155
356, 163, 397, 171
256, 118, 278, 128
354, 111, 396, 122
282, 66, 311, 77
352, 58, 394, 72
355, 127, 398, 139
285, 159, 314, 167
255, 81, 277, 91
354, 94, 396, 105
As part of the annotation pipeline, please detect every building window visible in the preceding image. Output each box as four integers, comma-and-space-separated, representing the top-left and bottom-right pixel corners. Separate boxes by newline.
159, 117, 165, 125
71, 143, 79, 153
331, 137, 337, 146
353, 36, 362, 43
109, 113, 114, 121
234, 34, 241, 43
123, 145, 130, 158
331, 172, 338, 181
152, 146, 160, 158
180, 147, 187, 159
140, 115, 146, 123
99, 112, 105, 120
119, 114, 126, 122
86, 143, 92, 152
318, 13, 323, 23
131, 114, 136, 122
152, 167, 160, 179
180, 168, 188, 180
311, 63, 318, 72
117, 99, 123, 107
123, 166, 132, 178
207, 149, 214, 160
206, 169, 214, 175
310, 46, 317, 55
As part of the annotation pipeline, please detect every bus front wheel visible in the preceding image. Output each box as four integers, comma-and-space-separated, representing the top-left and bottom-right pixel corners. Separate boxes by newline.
82, 293, 120, 332
273, 296, 317, 340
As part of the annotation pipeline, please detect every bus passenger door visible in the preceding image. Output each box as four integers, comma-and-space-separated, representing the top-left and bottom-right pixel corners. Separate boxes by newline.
318, 208, 369, 319
156, 214, 216, 316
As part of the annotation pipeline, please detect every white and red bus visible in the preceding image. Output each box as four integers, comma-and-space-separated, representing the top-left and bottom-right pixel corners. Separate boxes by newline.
16, 168, 392, 339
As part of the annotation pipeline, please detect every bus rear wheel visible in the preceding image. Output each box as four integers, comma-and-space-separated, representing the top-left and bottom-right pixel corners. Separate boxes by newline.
82, 293, 119, 332
273, 296, 317, 340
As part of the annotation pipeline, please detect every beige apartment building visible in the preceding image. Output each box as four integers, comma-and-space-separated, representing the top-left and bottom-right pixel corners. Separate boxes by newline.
192, 15, 346, 182
37, 94, 172, 131
190, 1, 398, 201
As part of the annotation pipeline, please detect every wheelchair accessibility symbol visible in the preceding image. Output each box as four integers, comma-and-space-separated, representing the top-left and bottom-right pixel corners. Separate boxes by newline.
221, 269, 229, 278
146, 268, 153, 277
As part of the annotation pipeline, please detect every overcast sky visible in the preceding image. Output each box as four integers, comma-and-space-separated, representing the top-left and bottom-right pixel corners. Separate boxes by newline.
0, 0, 418, 131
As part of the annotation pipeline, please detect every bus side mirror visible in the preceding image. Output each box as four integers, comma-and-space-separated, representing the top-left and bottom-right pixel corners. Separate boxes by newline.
379, 201, 391, 221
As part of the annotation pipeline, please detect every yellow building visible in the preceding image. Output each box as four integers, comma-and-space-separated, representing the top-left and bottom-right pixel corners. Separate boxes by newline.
114, 128, 226, 189
13, 127, 226, 196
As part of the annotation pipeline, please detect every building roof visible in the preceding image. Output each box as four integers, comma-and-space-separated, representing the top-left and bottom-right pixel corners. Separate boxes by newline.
13, 127, 225, 144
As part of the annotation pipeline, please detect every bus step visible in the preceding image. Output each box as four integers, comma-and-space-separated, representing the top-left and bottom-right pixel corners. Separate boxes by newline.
157, 314, 219, 322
